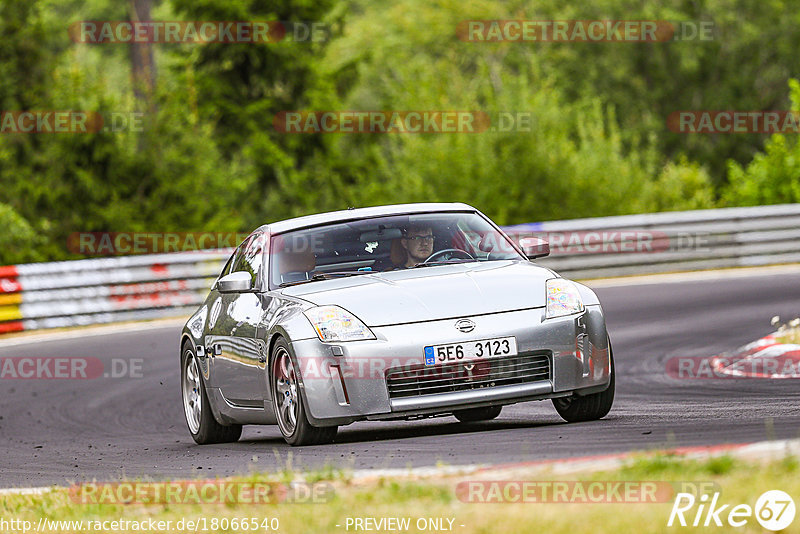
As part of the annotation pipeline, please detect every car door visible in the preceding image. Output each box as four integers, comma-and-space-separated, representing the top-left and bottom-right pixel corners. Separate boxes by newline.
211, 233, 269, 406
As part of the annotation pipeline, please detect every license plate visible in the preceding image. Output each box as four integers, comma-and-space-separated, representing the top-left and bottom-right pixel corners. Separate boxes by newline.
423, 337, 517, 366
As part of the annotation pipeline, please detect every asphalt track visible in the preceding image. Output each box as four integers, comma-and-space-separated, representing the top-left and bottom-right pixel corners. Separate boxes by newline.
2, 269, 799, 487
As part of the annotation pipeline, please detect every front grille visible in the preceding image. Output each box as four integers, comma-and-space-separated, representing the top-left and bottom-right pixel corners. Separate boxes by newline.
385, 352, 551, 399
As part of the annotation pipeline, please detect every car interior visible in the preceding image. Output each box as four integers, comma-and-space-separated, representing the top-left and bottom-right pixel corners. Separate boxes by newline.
269, 213, 517, 287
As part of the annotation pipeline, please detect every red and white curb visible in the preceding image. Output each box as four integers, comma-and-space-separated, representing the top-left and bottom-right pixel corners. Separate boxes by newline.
710, 332, 800, 379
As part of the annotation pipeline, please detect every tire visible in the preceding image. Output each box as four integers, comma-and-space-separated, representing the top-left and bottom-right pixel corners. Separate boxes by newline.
181, 342, 242, 444
270, 338, 337, 446
453, 405, 502, 423
552, 341, 615, 423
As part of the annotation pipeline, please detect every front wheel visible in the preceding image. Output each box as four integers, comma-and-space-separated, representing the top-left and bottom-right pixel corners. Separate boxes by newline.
270, 338, 337, 446
181, 342, 242, 444
552, 342, 615, 423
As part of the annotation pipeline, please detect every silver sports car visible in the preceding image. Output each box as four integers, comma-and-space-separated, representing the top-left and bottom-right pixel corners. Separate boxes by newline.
180, 203, 614, 446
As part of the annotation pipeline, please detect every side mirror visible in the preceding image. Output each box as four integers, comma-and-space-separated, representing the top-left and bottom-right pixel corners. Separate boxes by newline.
217, 271, 253, 292
519, 237, 550, 259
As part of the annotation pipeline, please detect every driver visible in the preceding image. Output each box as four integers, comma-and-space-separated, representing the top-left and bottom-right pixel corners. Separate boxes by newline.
400, 224, 435, 268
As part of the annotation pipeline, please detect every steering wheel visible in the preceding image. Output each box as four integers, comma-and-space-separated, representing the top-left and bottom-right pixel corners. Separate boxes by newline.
422, 248, 475, 264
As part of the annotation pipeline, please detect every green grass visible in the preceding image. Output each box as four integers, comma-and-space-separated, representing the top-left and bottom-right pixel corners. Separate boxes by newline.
776, 327, 800, 345
2, 455, 799, 533
616, 452, 737, 477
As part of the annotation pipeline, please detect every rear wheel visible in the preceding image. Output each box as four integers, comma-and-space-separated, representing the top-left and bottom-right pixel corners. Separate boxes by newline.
552, 342, 615, 423
181, 342, 242, 444
453, 405, 502, 423
271, 338, 337, 446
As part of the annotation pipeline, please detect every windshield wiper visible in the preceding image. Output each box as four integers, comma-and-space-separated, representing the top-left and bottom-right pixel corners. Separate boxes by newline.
411, 259, 478, 268
312, 271, 374, 279
278, 271, 373, 287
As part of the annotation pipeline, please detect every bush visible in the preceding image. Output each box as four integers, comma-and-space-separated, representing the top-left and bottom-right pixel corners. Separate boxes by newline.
723, 79, 800, 206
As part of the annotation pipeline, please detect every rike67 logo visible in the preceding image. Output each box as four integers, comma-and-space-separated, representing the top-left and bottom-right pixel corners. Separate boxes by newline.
668, 490, 795, 531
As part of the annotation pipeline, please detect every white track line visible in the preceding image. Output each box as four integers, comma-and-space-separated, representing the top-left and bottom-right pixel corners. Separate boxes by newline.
0, 317, 185, 348
583, 263, 800, 288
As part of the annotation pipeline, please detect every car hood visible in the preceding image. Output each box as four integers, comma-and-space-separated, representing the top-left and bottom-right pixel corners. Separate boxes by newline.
280, 260, 553, 326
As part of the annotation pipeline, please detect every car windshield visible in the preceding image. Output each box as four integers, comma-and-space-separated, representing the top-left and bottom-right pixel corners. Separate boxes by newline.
269, 211, 524, 288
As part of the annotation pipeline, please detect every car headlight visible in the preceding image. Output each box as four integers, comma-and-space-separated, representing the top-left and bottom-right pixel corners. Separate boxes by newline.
545, 279, 585, 319
304, 305, 376, 342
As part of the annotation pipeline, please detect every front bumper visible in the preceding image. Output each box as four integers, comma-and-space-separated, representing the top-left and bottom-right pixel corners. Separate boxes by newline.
289, 304, 610, 426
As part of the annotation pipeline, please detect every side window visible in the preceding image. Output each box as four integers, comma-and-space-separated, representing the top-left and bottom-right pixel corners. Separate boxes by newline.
218, 250, 238, 280
225, 236, 251, 276
231, 233, 265, 288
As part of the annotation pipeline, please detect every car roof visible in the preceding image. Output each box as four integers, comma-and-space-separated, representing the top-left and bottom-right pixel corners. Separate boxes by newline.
256, 203, 477, 235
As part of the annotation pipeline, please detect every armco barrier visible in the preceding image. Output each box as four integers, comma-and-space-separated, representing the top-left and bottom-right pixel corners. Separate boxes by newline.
0, 252, 230, 334
0, 204, 797, 334
506, 203, 800, 279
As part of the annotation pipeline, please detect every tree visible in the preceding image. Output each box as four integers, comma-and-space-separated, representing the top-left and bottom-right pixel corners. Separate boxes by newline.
169, 0, 341, 227
261, 0, 716, 224
129, 0, 157, 106
723, 80, 800, 206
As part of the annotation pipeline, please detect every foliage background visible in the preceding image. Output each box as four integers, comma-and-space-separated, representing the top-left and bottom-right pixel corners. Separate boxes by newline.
0, 0, 798, 263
